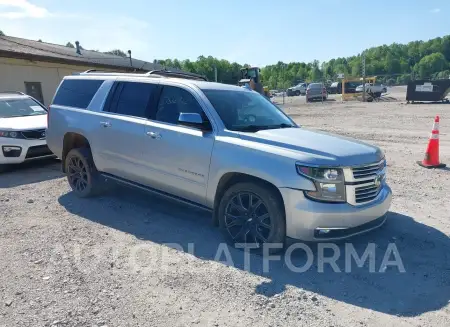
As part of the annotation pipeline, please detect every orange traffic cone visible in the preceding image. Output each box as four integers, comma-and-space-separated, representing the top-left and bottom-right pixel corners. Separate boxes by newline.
417, 115, 446, 168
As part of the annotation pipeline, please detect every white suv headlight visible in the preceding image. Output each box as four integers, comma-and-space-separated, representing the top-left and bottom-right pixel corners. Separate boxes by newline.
296, 165, 346, 202
0, 131, 19, 138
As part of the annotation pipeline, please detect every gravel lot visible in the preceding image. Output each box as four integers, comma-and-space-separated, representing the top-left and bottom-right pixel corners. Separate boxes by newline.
1, 88, 449, 327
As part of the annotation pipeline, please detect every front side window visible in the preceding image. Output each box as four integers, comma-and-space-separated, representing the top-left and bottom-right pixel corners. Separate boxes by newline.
155, 86, 205, 124
203, 89, 295, 132
0, 98, 47, 118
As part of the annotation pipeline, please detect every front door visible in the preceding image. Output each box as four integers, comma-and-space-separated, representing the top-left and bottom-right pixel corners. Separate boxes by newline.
141, 85, 215, 206
24, 82, 44, 104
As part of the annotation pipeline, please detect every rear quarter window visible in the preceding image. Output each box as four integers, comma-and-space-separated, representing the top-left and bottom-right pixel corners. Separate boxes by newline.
52, 79, 104, 109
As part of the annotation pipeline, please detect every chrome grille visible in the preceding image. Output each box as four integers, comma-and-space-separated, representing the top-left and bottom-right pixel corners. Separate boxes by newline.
352, 161, 384, 180
21, 129, 46, 140
355, 181, 381, 203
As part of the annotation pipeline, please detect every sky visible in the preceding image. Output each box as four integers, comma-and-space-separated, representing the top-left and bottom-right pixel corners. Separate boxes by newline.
0, 0, 449, 67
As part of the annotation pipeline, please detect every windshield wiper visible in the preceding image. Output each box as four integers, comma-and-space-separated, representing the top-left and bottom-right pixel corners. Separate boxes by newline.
233, 125, 270, 132
233, 123, 295, 132
274, 123, 295, 129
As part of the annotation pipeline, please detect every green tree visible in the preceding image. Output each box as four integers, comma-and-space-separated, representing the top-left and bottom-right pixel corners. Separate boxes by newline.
66, 42, 75, 48
0, 30, 5, 36
414, 53, 448, 78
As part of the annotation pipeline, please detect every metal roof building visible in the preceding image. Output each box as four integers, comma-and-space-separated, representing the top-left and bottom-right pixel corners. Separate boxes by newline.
0, 36, 163, 104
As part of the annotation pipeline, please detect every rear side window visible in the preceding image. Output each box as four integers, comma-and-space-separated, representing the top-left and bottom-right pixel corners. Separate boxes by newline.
53, 79, 104, 109
108, 82, 156, 118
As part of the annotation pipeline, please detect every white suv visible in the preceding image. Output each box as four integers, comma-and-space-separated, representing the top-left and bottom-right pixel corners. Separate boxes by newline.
0, 92, 54, 171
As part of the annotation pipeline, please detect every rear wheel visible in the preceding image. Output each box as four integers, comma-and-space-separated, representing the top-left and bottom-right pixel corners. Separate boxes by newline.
294, 90, 300, 96
65, 148, 103, 197
218, 182, 286, 252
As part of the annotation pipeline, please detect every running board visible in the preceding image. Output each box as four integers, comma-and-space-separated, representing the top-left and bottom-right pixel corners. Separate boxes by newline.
100, 173, 212, 212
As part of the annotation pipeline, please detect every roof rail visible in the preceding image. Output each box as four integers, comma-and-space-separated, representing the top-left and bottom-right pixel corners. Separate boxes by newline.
146, 69, 208, 81
74, 69, 208, 81
75, 71, 155, 78
0, 91, 26, 95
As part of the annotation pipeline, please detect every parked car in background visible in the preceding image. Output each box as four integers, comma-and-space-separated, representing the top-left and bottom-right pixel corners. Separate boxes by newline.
328, 82, 339, 94
47, 71, 392, 250
0, 92, 54, 172
306, 83, 327, 102
286, 82, 307, 96
355, 83, 385, 96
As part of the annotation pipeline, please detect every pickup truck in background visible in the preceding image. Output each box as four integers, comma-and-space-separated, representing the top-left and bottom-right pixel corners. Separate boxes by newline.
355, 83, 387, 96
286, 83, 307, 96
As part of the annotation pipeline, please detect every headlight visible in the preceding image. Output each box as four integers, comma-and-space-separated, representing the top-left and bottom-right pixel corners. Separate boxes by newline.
0, 131, 19, 138
296, 165, 346, 202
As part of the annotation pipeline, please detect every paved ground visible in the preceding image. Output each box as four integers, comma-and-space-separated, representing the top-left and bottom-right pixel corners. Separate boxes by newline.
0, 89, 449, 327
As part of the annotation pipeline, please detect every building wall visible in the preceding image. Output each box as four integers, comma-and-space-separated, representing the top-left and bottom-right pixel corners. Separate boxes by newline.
0, 57, 128, 105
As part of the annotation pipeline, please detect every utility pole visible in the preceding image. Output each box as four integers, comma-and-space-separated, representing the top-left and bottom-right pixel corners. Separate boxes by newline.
282, 63, 286, 105
362, 52, 366, 102
322, 63, 326, 104
214, 65, 218, 82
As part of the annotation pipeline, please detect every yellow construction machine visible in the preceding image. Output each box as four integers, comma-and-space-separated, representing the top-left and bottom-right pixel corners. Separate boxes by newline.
341, 76, 378, 101
238, 67, 271, 97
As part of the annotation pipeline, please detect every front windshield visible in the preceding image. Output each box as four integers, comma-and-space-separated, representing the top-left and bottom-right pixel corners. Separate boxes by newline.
0, 98, 47, 118
203, 89, 296, 132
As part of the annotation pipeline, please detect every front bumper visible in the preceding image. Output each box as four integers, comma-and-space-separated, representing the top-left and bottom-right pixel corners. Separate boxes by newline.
280, 184, 392, 241
0, 137, 55, 165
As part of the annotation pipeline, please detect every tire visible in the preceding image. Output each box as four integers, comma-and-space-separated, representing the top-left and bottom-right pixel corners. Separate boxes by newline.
218, 182, 286, 253
64, 148, 103, 197
0, 164, 8, 173
294, 90, 300, 96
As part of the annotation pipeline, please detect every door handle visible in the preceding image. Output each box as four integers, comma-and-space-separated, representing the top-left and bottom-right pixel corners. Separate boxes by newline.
100, 121, 111, 128
146, 131, 161, 139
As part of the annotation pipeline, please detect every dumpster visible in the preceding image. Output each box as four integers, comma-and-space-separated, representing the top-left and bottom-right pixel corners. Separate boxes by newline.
406, 79, 450, 103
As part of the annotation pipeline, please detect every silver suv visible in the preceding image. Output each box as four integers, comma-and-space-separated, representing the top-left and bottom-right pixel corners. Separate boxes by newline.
47, 70, 392, 249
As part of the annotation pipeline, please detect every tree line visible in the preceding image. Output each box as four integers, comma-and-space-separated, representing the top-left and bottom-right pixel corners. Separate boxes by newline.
154, 35, 450, 89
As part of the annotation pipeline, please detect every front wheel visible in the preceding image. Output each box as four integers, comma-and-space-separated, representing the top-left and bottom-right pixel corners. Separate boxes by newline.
0, 164, 8, 173
294, 90, 300, 96
218, 182, 286, 252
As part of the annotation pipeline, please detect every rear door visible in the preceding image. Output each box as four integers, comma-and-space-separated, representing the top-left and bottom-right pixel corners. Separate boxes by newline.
141, 84, 215, 205
95, 80, 158, 182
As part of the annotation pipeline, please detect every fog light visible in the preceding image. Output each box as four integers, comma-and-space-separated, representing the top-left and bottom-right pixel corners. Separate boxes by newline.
318, 229, 331, 234
2, 146, 22, 157
3, 146, 21, 152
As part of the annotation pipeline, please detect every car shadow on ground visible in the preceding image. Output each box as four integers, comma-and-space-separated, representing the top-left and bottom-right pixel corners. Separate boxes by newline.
58, 184, 449, 317
0, 159, 63, 188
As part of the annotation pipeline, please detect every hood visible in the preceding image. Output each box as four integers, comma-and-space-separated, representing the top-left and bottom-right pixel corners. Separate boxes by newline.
238, 127, 383, 166
0, 114, 47, 131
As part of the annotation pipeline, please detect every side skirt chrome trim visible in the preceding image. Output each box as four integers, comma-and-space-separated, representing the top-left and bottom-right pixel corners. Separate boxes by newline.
100, 173, 212, 212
